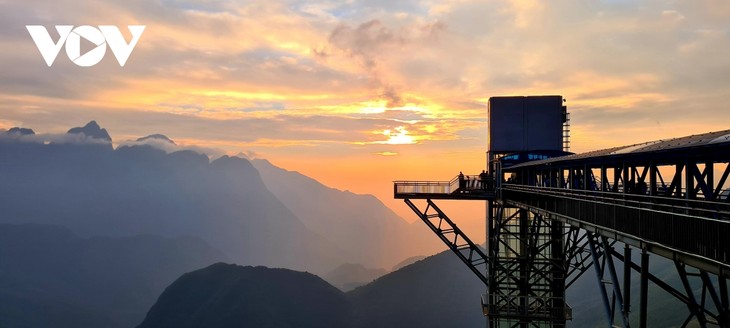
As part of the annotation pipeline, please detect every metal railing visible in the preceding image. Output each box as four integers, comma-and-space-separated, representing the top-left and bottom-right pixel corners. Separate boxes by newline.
394, 174, 494, 196
502, 184, 730, 268
503, 184, 730, 220
394, 179, 454, 195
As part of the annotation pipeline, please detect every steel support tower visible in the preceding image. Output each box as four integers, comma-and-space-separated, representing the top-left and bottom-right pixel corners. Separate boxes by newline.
394, 95, 730, 328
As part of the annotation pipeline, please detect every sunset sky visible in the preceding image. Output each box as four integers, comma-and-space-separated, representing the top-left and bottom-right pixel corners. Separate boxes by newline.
1, 0, 729, 222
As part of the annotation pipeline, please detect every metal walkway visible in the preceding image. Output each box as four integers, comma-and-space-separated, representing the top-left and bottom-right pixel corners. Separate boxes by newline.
395, 129, 730, 327
394, 173, 496, 200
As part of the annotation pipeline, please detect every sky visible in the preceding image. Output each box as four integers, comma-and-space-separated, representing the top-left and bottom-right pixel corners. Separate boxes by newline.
1, 0, 730, 223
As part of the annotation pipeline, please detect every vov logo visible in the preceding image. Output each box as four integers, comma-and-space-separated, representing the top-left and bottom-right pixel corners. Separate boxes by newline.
26, 25, 145, 67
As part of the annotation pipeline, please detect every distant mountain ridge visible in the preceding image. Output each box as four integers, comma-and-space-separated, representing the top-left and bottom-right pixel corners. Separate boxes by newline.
137, 134, 176, 144
67, 120, 112, 141
252, 158, 443, 269
7, 127, 34, 135
324, 263, 388, 291
0, 121, 346, 274
0, 120, 441, 274
0, 121, 466, 328
390, 255, 427, 271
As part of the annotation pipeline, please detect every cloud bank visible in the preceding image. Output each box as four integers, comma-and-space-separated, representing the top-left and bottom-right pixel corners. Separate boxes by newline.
2, 1, 729, 154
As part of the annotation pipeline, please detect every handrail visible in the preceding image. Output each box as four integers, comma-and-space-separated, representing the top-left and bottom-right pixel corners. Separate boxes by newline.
502, 184, 730, 221
394, 173, 494, 195
502, 183, 730, 271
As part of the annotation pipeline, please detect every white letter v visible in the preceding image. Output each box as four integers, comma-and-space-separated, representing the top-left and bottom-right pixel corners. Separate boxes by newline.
100, 25, 145, 67
26, 25, 73, 67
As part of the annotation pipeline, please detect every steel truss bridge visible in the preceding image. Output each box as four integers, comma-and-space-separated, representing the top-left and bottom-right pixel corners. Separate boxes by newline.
394, 129, 730, 328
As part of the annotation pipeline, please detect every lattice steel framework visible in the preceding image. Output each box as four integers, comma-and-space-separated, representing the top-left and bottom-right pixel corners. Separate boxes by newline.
395, 129, 730, 327
484, 202, 570, 327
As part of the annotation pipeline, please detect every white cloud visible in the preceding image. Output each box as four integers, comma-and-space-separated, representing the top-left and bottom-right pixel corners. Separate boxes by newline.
0, 0, 729, 156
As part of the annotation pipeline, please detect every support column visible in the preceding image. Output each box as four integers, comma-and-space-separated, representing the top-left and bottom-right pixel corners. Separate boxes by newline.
486, 200, 494, 328
551, 218, 566, 327
686, 161, 695, 199
588, 235, 613, 327
720, 276, 729, 325
613, 167, 622, 192
624, 245, 632, 316
706, 162, 715, 200
602, 238, 630, 327
640, 250, 649, 328
649, 162, 657, 196
519, 209, 529, 319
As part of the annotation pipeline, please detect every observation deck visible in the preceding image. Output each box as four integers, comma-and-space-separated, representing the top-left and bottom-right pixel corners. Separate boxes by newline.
394, 174, 496, 200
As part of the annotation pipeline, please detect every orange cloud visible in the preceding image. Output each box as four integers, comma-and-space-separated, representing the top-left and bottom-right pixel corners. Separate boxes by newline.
2, 0, 730, 221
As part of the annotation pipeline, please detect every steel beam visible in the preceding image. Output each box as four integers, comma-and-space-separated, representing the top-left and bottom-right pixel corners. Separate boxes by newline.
602, 237, 630, 327
675, 260, 708, 327
588, 233, 615, 327
403, 198, 488, 284
640, 249, 649, 328
624, 244, 632, 315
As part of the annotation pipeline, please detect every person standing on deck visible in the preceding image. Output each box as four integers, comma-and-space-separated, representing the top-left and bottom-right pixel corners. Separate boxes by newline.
458, 171, 465, 192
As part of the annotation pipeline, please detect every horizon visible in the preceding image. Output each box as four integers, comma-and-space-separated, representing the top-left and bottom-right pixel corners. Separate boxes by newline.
2, 0, 730, 222
2, 1, 729, 327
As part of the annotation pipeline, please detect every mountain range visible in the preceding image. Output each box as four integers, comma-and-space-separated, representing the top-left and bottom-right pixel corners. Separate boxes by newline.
323, 263, 388, 291
0, 121, 441, 275
252, 158, 443, 269
1, 121, 691, 328
137, 247, 692, 328
137, 250, 486, 328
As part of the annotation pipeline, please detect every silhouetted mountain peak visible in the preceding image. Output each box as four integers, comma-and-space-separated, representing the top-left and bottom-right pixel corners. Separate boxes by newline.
251, 158, 437, 269
391, 255, 427, 271
137, 263, 351, 328
347, 250, 486, 327
6, 127, 35, 136
67, 121, 112, 142
210, 155, 257, 172
137, 134, 176, 145
324, 263, 387, 292
0, 127, 347, 274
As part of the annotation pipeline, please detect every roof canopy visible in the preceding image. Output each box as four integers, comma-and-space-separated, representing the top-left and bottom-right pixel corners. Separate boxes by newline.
505, 129, 730, 169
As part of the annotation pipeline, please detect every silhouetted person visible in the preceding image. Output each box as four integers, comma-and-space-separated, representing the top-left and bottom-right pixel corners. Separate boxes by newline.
626, 179, 635, 194
458, 171, 465, 192
637, 181, 647, 195
575, 172, 584, 189
480, 170, 488, 190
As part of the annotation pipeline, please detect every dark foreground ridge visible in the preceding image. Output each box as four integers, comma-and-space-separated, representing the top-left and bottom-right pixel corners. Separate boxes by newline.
139, 250, 688, 328
138, 251, 488, 328
137, 263, 352, 328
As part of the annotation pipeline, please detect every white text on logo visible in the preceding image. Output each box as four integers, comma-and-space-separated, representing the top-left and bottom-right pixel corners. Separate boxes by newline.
26, 25, 146, 67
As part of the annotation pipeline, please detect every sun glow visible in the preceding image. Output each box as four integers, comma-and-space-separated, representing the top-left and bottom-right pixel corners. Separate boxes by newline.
380, 126, 416, 145
358, 100, 429, 115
